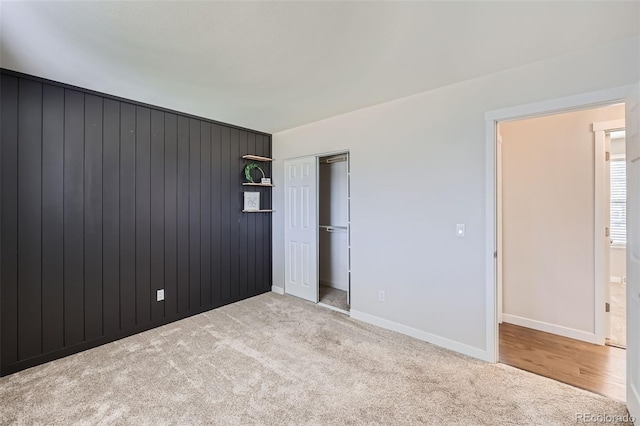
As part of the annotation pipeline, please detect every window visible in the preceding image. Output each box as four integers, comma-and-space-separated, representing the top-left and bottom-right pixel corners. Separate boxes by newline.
610, 158, 626, 246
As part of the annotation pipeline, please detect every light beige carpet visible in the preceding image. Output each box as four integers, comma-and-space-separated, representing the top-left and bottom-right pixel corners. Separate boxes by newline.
319, 285, 349, 311
0, 293, 632, 425
608, 281, 626, 348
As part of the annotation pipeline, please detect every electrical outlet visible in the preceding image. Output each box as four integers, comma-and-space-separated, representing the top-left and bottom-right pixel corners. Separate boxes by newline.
156, 289, 165, 301
378, 290, 385, 302
456, 224, 465, 237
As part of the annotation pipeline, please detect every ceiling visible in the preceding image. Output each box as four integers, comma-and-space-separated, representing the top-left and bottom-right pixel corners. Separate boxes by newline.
1, 1, 638, 133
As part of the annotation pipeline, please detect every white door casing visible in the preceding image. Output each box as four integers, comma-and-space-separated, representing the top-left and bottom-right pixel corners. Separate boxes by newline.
284, 156, 318, 302
347, 155, 351, 306
485, 84, 634, 364
497, 131, 503, 324
594, 120, 623, 343
625, 83, 640, 421
605, 133, 612, 341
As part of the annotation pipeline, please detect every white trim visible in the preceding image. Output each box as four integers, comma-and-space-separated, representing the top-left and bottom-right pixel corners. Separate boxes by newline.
594, 124, 607, 345
485, 86, 632, 122
611, 276, 625, 283
628, 382, 640, 424
496, 132, 503, 324
485, 119, 498, 362
271, 286, 285, 295
594, 118, 626, 344
593, 119, 625, 132
485, 84, 633, 363
350, 310, 491, 362
502, 314, 599, 344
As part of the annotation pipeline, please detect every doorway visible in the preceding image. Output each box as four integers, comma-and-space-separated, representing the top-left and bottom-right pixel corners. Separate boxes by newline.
495, 104, 627, 401
605, 128, 627, 349
318, 153, 350, 312
283, 152, 351, 314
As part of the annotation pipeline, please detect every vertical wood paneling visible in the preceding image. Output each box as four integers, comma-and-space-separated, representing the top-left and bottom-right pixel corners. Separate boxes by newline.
18, 79, 43, 359
84, 94, 103, 340
1, 72, 272, 376
254, 136, 265, 294
200, 123, 212, 307
135, 107, 151, 325
150, 110, 165, 321
239, 131, 249, 298
164, 113, 178, 316
229, 129, 240, 301
41, 84, 65, 353
63, 89, 85, 346
210, 124, 222, 307
176, 116, 190, 313
1, 75, 19, 365
220, 126, 231, 303
103, 99, 120, 335
247, 133, 257, 296
189, 119, 201, 310
119, 102, 136, 329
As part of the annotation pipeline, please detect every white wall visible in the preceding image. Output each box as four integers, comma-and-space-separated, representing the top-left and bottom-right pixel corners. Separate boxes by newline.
272, 35, 639, 359
500, 105, 624, 338
319, 159, 350, 291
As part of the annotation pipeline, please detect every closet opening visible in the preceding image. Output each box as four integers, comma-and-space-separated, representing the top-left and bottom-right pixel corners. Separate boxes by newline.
317, 152, 351, 313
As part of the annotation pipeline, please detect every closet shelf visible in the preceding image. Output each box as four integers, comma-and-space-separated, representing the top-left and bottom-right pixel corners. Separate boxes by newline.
242, 155, 273, 162
319, 225, 348, 230
242, 209, 274, 213
242, 183, 274, 187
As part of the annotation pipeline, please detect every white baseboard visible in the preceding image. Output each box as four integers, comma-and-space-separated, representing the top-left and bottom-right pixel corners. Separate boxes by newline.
349, 310, 490, 362
502, 313, 598, 344
271, 286, 284, 295
628, 382, 640, 425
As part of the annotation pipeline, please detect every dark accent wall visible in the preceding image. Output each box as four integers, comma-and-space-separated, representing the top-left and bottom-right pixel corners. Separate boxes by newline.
0, 70, 273, 376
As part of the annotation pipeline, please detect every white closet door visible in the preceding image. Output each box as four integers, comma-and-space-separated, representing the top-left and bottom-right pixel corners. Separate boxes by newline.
284, 156, 318, 302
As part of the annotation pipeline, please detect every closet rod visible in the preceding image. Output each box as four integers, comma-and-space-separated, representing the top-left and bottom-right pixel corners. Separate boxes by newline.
319, 225, 348, 232
320, 154, 348, 164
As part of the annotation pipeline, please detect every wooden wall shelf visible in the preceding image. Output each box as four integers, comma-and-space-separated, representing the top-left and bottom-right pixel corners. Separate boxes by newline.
242, 155, 273, 162
242, 183, 274, 187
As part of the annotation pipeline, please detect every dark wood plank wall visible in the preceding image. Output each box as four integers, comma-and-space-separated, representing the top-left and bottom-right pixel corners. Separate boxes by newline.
0, 70, 273, 376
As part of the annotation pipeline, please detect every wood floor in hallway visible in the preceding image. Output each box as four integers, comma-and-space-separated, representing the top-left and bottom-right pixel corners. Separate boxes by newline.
499, 323, 626, 402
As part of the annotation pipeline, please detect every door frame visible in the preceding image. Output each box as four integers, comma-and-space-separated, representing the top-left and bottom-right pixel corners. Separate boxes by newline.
496, 131, 503, 324
593, 118, 626, 344
484, 85, 634, 363
282, 149, 351, 310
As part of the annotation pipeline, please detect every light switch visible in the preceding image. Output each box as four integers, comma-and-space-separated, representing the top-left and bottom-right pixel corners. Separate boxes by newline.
157, 289, 165, 301
456, 224, 465, 237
